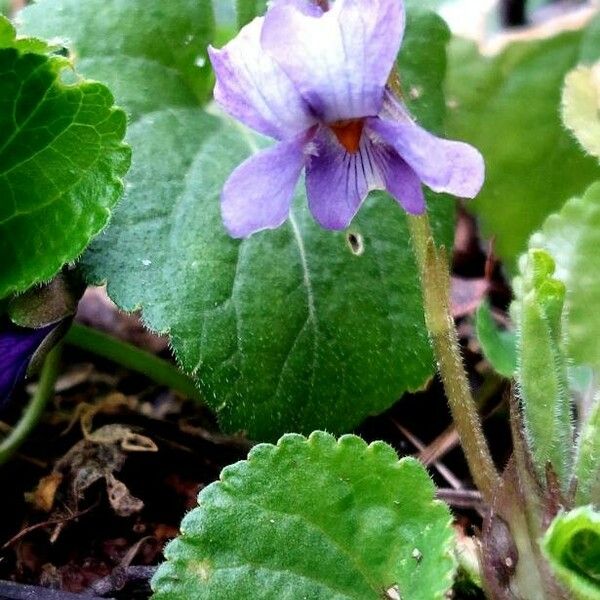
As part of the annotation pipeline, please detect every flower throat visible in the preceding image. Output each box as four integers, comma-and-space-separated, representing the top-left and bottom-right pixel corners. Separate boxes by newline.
329, 119, 365, 154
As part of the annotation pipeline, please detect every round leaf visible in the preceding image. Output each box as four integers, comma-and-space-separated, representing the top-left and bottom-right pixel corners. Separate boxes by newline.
0, 18, 130, 299
152, 432, 456, 600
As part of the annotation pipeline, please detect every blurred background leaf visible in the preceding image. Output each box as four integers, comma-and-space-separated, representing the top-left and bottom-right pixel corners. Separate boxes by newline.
446, 15, 600, 271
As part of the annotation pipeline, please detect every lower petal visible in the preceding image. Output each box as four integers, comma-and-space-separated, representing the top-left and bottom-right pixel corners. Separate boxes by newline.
379, 150, 425, 214
306, 128, 383, 230
221, 135, 307, 238
367, 116, 485, 199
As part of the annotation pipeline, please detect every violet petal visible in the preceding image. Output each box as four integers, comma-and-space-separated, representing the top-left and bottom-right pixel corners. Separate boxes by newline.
378, 147, 426, 214
261, 0, 405, 122
208, 18, 315, 140
222, 134, 308, 238
368, 115, 485, 199
306, 127, 383, 229
0, 322, 54, 409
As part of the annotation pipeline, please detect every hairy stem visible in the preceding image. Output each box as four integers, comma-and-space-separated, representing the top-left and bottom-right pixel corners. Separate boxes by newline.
408, 213, 500, 503
0, 344, 62, 466
64, 323, 202, 402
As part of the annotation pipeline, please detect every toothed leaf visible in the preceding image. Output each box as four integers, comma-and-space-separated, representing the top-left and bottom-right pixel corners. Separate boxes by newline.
152, 432, 456, 600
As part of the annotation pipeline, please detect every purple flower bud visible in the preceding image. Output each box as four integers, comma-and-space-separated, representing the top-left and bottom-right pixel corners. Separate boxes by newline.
209, 0, 485, 238
0, 321, 56, 410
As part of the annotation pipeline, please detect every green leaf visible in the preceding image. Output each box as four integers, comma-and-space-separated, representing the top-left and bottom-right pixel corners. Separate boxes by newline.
475, 301, 517, 378
0, 16, 130, 299
563, 63, 600, 161
236, 0, 267, 28
529, 181, 600, 369
542, 506, 600, 600
575, 398, 600, 506
19, 0, 216, 121
151, 431, 456, 600
32, 4, 453, 438
446, 24, 600, 270
513, 249, 573, 488
82, 108, 451, 439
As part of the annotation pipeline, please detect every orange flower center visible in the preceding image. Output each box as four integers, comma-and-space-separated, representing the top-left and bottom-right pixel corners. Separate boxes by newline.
329, 119, 364, 154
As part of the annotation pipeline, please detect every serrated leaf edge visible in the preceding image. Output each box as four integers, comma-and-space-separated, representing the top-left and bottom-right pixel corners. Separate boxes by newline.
153, 431, 456, 600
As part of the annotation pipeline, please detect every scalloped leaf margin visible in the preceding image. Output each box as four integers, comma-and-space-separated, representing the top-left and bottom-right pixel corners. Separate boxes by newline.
152, 432, 456, 600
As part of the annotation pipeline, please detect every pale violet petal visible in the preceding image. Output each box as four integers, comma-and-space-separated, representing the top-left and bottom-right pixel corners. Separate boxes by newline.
208, 18, 315, 140
221, 134, 308, 238
306, 127, 384, 229
378, 147, 426, 214
261, 0, 405, 123
367, 115, 485, 198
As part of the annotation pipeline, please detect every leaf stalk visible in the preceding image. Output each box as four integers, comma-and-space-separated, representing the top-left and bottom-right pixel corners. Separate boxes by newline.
408, 213, 500, 503
64, 323, 202, 403
0, 344, 62, 466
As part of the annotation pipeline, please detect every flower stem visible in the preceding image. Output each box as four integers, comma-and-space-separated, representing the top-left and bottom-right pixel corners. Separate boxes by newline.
64, 323, 202, 403
0, 344, 62, 466
408, 213, 500, 503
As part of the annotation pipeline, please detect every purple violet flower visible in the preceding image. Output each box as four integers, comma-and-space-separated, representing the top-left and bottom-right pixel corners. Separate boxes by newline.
209, 0, 485, 238
0, 322, 55, 410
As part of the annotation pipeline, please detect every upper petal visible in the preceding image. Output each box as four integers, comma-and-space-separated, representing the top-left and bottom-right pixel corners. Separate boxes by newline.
208, 18, 315, 140
222, 133, 309, 238
306, 126, 384, 229
367, 112, 485, 199
261, 0, 405, 123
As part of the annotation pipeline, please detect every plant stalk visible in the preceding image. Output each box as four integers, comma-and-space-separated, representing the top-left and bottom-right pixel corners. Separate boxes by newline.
408, 213, 500, 503
0, 344, 62, 466
64, 323, 202, 402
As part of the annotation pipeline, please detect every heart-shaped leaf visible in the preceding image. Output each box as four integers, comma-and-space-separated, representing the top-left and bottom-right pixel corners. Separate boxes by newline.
152, 432, 456, 600
0, 16, 129, 299
82, 108, 452, 439
21, 1, 455, 439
